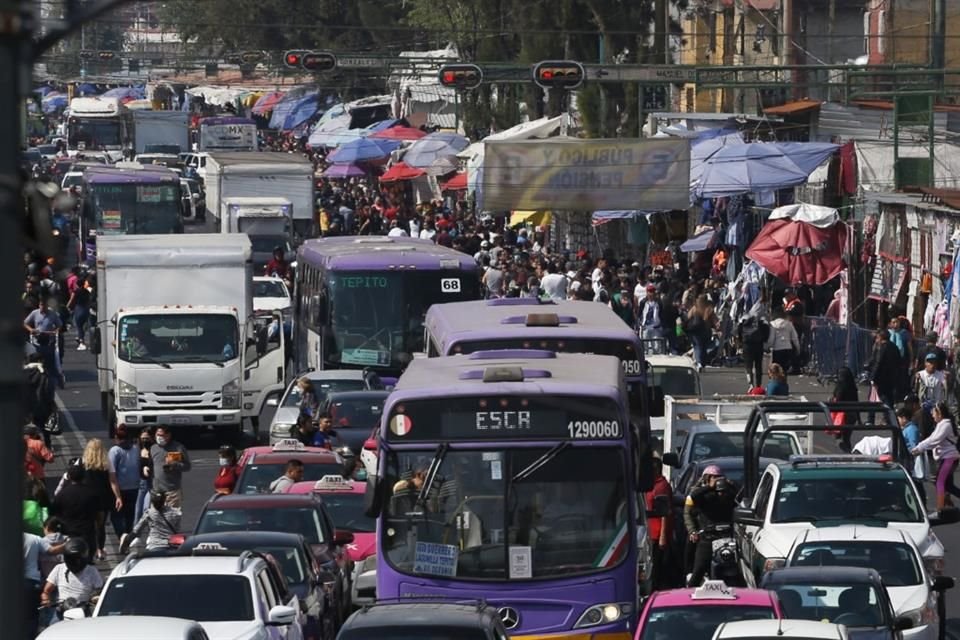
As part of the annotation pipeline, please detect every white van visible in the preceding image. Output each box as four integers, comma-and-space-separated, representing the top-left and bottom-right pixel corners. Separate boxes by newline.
38, 615, 209, 640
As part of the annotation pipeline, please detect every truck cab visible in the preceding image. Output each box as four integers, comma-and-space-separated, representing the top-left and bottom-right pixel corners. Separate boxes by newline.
220, 196, 294, 267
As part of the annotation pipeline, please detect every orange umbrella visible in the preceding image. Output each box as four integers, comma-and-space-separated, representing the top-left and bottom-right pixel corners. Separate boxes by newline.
370, 126, 427, 141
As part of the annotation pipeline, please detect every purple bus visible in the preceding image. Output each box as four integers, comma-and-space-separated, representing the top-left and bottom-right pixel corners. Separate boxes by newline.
79, 164, 184, 261
369, 350, 657, 639
293, 237, 481, 379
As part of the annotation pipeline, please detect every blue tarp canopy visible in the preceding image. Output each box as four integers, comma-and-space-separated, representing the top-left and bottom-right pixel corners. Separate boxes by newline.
268, 87, 315, 129
694, 142, 839, 198
679, 229, 718, 252
281, 93, 320, 131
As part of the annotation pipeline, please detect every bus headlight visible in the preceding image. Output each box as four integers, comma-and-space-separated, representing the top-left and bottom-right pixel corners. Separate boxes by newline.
221, 378, 240, 409
574, 602, 632, 628
118, 380, 138, 410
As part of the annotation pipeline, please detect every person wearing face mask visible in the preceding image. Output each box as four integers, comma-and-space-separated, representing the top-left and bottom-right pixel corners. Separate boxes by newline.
149, 426, 191, 509
107, 425, 140, 538
214, 445, 240, 495
134, 428, 154, 525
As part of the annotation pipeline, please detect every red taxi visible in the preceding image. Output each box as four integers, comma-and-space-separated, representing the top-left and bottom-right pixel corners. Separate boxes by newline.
635, 581, 783, 640
235, 439, 349, 494
286, 475, 375, 562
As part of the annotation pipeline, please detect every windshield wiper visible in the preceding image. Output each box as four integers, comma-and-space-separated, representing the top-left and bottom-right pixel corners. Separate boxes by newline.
132, 354, 171, 369
416, 442, 449, 508
179, 354, 225, 368
511, 442, 570, 483
774, 515, 820, 523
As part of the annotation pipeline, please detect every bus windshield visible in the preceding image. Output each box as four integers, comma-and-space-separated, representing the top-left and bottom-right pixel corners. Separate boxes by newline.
68, 118, 122, 148
88, 183, 182, 235
117, 313, 239, 364
328, 271, 480, 369
382, 446, 628, 580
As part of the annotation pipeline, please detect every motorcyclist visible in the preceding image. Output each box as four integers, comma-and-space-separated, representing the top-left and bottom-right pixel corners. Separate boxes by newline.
686, 474, 738, 587
683, 464, 722, 578
264, 246, 290, 280
40, 537, 103, 622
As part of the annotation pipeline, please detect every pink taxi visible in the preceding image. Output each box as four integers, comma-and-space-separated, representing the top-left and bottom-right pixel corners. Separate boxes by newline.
635, 581, 783, 640
286, 475, 376, 561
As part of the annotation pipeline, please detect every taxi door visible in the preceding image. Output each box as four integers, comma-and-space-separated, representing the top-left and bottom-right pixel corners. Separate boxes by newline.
737, 471, 774, 588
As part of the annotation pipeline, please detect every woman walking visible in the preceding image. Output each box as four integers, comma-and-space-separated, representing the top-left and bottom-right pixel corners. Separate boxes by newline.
911, 402, 960, 513
79, 439, 122, 561
685, 294, 716, 371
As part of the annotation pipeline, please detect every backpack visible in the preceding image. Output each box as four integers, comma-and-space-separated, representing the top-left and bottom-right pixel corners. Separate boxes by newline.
741, 316, 770, 345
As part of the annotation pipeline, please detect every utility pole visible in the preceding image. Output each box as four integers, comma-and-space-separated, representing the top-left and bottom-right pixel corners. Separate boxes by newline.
931, 0, 946, 85
0, 1, 28, 637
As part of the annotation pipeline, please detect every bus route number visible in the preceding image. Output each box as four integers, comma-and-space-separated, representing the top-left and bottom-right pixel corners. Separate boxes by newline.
441, 278, 462, 293
621, 360, 642, 375
567, 421, 620, 438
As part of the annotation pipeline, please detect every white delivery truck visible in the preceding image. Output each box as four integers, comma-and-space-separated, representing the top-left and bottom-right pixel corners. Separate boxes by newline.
221, 196, 293, 267
132, 111, 189, 155
91, 234, 287, 439
66, 97, 133, 160
205, 152, 315, 241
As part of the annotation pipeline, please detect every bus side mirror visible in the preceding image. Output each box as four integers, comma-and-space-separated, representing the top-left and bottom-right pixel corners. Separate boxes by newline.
90, 327, 102, 355
364, 475, 384, 518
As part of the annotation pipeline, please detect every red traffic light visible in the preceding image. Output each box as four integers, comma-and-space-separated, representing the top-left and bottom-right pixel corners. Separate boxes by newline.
284, 50, 304, 68
532, 60, 585, 90
438, 64, 483, 90
301, 51, 336, 72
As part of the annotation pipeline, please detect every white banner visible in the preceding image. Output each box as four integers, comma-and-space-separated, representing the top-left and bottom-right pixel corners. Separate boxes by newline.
480, 138, 690, 211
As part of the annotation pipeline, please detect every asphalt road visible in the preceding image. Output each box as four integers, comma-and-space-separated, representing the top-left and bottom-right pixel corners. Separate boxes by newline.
48, 343, 960, 634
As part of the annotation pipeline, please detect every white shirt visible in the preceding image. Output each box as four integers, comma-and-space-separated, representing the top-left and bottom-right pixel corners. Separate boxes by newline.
387, 227, 409, 237
419, 228, 436, 241
591, 267, 603, 291
851, 436, 892, 456
46, 563, 103, 602
540, 273, 568, 302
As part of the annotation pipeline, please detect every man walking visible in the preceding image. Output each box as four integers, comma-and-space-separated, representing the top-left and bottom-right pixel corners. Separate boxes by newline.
108, 425, 141, 537
150, 426, 191, 508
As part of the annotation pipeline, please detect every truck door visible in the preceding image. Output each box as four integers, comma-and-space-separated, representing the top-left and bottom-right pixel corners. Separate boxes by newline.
243, 313, 287, 431
738, 470, 774, 587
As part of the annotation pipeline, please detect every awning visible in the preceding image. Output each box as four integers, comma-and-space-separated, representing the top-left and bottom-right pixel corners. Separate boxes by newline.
379, 162, 426, 182
441, 172, 467, 191
679, 229, 718, 252
510, 211, 552, 227
762, 100, 823, 116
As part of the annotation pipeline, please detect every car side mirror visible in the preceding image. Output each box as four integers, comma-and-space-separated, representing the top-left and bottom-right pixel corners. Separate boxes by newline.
661, 452, 680, 468
90, 327, 102, 355
933, 576, 956, 592
893, 616, 913, 631
646, 493, 670, 518
733, 505, 764, 527
266, 604, 298, 626
62, 607, 87, 621
333, 529, 355, 546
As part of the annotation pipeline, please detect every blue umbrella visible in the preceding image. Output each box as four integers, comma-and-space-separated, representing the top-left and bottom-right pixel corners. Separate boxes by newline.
42, 93, 68, 113
403, 132, 470, 173
282, 94, 320, 131
102, 86, 144, 100
77, 83, 99, 96
695, 142, 839, 198
363, 119, 400, 134
33, 86, 55, 97
269, 89, 317, 129
326, 137, 402, 164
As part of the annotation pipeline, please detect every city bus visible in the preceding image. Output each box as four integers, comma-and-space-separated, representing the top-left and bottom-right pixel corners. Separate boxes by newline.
293, 236, 481, 380
78, 164, 184, 261
367, 350, 660, 638
424, 298, 650, 422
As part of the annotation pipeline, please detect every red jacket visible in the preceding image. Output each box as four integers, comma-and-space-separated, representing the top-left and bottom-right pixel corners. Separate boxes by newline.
645, 475, 672, 543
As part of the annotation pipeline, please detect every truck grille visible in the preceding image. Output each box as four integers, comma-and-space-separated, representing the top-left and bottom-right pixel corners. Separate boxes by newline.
138, 390, 222, 410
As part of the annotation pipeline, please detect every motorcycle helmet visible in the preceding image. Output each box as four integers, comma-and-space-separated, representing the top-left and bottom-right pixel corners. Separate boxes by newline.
715, 478, 732, 493
702, 465, 722, 478
63, 537, 89, 574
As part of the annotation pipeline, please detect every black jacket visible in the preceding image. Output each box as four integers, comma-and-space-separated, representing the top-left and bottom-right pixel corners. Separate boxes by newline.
690, 484, 737, 533
870, 341, 902, 390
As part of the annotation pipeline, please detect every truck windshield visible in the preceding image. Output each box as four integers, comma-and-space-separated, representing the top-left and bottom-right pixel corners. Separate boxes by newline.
89, 183, 181, 235
328, 271, 479, 369
117, 313, 239, 364
68, 118, 121, 148
650, 365, 700, 396
382, 447, 628, 580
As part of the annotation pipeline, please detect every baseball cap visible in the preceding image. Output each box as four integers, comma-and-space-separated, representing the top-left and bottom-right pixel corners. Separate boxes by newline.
925, 353, 938, 362
646, 284, 657, 292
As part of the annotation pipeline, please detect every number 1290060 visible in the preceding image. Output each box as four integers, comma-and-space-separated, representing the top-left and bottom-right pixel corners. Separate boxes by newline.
567, 421, 621, 438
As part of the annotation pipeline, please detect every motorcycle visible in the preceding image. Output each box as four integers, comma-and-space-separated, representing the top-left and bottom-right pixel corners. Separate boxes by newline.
39, 597, 95, 623
698, 524, 743, 586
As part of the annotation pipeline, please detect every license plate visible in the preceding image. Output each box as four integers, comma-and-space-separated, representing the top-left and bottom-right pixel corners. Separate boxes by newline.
170, 417, 190, 424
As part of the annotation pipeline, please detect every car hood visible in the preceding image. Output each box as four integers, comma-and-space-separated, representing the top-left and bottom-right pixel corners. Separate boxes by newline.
847, 628, 894, 640
763, 523, 816, 557
271, 407, 301, 427
886, 583, 929, 617
200, 620, 265, 640
345, 533, 376, 561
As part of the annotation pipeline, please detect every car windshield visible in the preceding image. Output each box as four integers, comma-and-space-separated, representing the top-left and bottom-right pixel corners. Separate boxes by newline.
237, 461, 345, 494
640, 605, 776, 640
773, 583, 887, 627
791, 542, 922, 586
282, 379, 367, 408
97, 574, 254, 621
258, 545, 306, 585
771, 476, 923, 523
62, 174, 83, 188
338, 628, 489, 640
382, 447, 628, 580
319, 491, 376, 533
689, 432, 798, 462
650, 365, 700, 397
329, 397, 385, 428
254, 280, 288, 298
117, 313, 239, 364
196, 506, 326, 544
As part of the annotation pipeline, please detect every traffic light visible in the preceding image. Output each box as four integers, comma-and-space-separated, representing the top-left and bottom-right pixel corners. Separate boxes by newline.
283, 50, 304, 68
79, 50, 93, 59
301, 51, 336, 72
97, 50, 115, 60
240, 51, 263, 64
532, 60, 585, 90
438, 64, 483, 90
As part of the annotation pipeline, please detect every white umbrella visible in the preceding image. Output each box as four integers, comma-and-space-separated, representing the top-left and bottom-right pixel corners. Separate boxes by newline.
768, 203, 839, 228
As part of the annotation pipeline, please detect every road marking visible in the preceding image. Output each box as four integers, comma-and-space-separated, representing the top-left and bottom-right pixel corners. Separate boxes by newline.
55, 391, 88, 448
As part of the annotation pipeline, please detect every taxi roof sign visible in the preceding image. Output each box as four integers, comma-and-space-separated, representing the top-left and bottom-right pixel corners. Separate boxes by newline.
194, 542, 228, 551
273, 439, 305, 452
691, 580, 737, 600
314, 475, 354, 491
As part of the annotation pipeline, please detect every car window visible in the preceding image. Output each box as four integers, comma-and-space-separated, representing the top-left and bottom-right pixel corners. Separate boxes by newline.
236, 461, 344, 494
197, 506, 326, 544
753, 472, 775, 516
338, 628, 490, 640
258, 545, 307, 585
639, 605, 775, 640
771, 477, 923, 524
688, 432, 797, 462
791, 542, 922, 586
328, 397, 384, 428
257, 570, 278, 610
774, 583, 886, 627
650, 366, 699, 397
97, 575, 254, 621
282, 380, 365, 407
